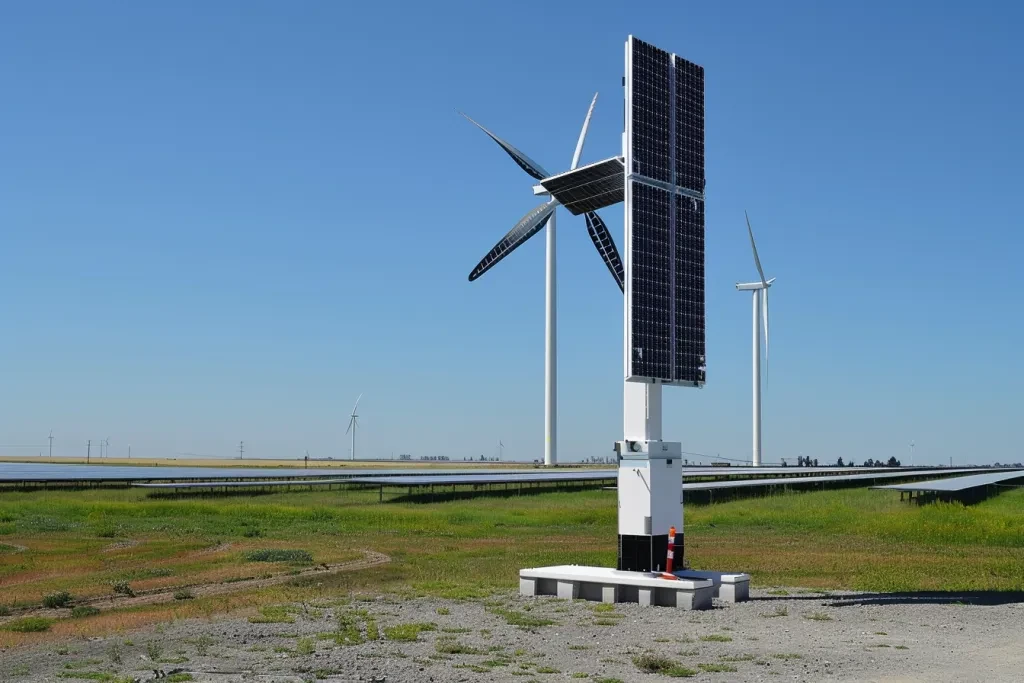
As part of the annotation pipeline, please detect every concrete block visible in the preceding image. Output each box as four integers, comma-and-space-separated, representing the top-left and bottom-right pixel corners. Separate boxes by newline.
689, 585, 714, 610
720, 580, 749, 603
601, 585, 618, 604
556, 580, 579, 600
638, 587, 653, 606
519, 577, 537, 597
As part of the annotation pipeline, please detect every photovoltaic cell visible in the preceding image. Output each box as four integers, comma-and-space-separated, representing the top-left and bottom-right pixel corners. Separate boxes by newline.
630, 40, 671, 183
674, 56, 705, 195
630, 181, 672, 380
626, 36, 706, 385
674, 195, 706, 384
539, 157, 625, 215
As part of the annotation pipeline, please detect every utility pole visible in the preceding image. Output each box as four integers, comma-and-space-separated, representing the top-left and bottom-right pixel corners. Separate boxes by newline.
238, 441, 244, 460
128, 444, 131, 459
87, 440, 91, 464
910, 441, 915, 467
48, 431, 53, 458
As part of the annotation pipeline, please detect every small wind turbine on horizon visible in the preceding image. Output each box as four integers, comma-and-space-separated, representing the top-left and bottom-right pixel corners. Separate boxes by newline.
735, 211, 775, 467
346, 394, 362, 461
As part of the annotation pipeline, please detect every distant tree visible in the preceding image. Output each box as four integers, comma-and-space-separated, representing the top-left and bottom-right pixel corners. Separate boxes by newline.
780, 458, 787, 467
837, 457, 844, 467
863, 458, 874, 467
813, 458, 819, 467
887, 456, 901, 467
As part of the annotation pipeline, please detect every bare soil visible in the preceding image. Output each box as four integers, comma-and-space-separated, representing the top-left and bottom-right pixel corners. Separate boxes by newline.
3, 587, 1022, 682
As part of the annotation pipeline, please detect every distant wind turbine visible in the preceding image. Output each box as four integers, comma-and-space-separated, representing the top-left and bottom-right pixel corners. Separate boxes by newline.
346, 394, 362, 461
735, 211, 775, 467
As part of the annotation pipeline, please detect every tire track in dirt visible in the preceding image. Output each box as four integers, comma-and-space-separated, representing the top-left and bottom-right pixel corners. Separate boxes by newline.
0, 549, 389, 622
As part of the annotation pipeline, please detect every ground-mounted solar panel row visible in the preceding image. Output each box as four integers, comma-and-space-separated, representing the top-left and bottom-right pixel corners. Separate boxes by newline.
873, 470, 1024, 493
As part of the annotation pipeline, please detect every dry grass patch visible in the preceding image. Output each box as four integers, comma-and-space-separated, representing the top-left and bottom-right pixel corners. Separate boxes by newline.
632, 654, 697, 677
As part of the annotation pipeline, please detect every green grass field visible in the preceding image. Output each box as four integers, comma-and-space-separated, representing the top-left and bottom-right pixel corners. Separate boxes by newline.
1, 485, 1022, 646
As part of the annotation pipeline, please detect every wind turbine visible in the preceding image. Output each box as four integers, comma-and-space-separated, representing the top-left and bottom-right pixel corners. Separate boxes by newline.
460, 94, 625, 467
345, 394, 362, 461
736, 211, 775, 466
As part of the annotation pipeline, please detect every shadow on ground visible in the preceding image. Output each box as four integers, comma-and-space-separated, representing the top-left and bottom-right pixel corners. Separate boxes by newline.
754, 591, 1024, 606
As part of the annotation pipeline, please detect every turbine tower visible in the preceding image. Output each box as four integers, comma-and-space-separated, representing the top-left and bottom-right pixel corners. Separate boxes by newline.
460, 95, 625, 466
345, 394, 362, 461
735, 211, 774, 466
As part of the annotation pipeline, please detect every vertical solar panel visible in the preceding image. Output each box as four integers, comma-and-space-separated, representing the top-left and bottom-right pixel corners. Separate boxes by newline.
673, 56, 705, 195
630, 40, 671, 183
630, 182, 672, 380
674, 195, 705, 384
625, 36, 706, 386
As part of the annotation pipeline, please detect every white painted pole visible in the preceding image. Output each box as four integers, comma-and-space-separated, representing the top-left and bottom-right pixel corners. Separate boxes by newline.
752, 290, 762, 467
544, 209, 557, 466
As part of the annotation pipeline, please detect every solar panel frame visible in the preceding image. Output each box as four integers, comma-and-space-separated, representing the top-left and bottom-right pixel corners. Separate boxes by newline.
625, 36, 706, 386
872, 470, 1024, 493
539, 156, 625, 215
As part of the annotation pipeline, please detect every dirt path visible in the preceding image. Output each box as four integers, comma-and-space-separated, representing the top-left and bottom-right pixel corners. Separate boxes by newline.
0, 549, 389, 621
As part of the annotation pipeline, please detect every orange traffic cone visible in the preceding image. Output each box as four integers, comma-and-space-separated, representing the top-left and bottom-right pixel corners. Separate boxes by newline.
659, 526, 679, 580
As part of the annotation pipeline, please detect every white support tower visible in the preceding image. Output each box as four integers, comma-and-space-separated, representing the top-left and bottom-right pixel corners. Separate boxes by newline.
752, 290, 761, 466
544, 210, 557, 466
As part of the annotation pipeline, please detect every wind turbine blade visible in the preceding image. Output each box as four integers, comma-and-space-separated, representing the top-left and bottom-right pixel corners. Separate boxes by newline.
585, 211, 624, 292
458, 111, 549, 181
351, 393, 362, 414
571, 92, 599, 171
744, 210, 767, 285
345, 417, 354, 435
469, 201, 557, 281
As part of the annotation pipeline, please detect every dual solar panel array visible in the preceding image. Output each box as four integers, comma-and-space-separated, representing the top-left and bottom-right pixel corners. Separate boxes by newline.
462, 36, 705, 387
625, 36, 706, 387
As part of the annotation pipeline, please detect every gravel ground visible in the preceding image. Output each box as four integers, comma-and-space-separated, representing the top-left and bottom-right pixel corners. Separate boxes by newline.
3, 588, 1022, 682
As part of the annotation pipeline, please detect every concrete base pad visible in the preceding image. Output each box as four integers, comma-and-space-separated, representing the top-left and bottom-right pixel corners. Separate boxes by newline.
674, 570, 751, 603
519, 565, 717, 610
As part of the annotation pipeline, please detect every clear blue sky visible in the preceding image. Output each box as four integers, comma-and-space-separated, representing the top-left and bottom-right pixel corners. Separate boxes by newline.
1, 1, 1021, 465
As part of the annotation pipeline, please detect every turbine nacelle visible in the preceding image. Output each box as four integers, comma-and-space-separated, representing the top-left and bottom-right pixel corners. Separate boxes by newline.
735, 278, 775, 291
